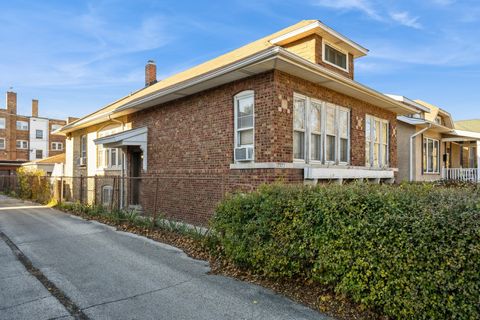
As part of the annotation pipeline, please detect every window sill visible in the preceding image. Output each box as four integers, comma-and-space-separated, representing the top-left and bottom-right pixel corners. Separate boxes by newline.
230, 162, 399, 172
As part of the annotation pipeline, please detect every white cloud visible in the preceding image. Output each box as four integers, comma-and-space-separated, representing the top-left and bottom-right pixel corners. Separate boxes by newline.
313, 0, 381, 20
389, 11, 422, 29
313, 0, 425, 29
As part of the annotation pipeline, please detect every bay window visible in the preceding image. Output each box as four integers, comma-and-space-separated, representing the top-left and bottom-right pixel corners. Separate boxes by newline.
293, 93, 350, 164
309, 101, 322, 161
366, 115, 389, 168
423, 137, 440, 174
325, 104, 336, 162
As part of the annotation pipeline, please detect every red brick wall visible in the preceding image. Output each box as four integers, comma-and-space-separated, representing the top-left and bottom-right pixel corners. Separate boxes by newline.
130, 70, 397, 225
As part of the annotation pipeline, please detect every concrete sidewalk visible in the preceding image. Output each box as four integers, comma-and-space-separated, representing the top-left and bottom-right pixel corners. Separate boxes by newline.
0, 196, 329, 320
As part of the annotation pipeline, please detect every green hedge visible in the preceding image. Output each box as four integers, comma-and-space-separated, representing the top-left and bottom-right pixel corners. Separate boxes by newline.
210, 183, 480, 319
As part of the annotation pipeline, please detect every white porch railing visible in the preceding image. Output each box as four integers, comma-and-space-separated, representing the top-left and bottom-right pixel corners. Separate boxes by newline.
442, 168, 479, 183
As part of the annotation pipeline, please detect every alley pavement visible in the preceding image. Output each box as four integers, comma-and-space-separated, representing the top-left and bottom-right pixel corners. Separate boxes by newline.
0, 195, 329, 320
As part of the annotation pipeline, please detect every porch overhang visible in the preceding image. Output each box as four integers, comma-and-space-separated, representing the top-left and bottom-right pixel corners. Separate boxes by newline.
442, 130, 480, 143
94, 127, 148, 170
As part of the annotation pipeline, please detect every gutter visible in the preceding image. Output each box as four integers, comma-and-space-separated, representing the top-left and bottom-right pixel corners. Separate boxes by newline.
108, 115, 125, 209
410, 124, 432, 182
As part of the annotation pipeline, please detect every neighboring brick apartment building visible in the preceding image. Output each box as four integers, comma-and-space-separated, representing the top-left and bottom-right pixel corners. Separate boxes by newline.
0, 91, 67, 174
60, 20, 424, 225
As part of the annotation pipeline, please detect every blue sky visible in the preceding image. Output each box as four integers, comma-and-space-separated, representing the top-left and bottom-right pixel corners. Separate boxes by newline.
0, 0, 479, 121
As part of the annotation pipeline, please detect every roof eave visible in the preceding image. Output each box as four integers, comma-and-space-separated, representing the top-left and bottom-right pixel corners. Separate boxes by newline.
269, 20, 368, 58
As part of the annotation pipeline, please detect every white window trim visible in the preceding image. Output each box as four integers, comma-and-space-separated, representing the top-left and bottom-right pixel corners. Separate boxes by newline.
322, 40, 349, 73
309, 98, 323, 164
51, 142, 63, 151
233, 90, 255, 162
293, 93, 307, 163
0, 118, 5, 129
423, 137, 440, 174
80, 135, 87, 164
293, 93, 351, 165
16, 140, 28, 149
365, 115, 390, 168
35, 129, 44, 139
16, 121, 29, 131
0, 138, 5, 149
96, 126, 124, 170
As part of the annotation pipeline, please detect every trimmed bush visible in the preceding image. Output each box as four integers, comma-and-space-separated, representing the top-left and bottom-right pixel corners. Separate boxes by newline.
210, 183, 480, 319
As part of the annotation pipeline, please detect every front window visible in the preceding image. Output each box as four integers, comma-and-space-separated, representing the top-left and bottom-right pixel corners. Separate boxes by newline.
16, 121, 28, 130
36, 129, 43, 139
323, 43, 348, 71
310, 101, 322, 161
16, 140, 28, 149
0, 138, 5, 149
36, 150, 43, 159
423, 137, 440, 174
293, 93, 350, 164
293, 97, 306, 160
234, 91, 255, 161
366, 115, 389, 168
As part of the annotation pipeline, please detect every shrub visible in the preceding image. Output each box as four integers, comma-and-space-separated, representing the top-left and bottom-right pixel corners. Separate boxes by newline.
16, 167, 53, 204
210, 183, 480, 319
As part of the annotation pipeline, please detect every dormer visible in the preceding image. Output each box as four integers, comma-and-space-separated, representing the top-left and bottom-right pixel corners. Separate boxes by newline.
269, 20, 368, 80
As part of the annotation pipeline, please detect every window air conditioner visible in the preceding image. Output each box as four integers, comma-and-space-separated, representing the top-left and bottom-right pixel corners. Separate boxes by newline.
234, 146, 254, 162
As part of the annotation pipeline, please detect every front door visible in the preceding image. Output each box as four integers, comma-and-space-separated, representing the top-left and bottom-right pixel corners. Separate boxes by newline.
130, 150, 142, 205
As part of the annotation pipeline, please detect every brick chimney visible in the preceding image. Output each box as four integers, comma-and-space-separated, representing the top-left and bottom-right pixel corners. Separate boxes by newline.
145, 60, 157, 87
32, 99, 39, 117
6, 91, 17, 114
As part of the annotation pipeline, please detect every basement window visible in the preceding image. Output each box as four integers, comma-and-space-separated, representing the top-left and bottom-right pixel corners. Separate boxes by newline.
323, 42, 348, 71
101, 185, 113, 206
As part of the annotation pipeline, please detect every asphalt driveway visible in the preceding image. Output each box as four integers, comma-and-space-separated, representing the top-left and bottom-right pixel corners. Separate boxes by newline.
0, 195, 328, 320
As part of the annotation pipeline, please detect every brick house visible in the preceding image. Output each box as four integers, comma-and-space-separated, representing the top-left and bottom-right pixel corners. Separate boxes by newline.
0, 91, 68, 174
59, 20, 422, 225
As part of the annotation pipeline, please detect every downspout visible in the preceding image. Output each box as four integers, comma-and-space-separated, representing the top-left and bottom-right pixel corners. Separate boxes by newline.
409, 124, 431, 182
108, 115, 125, 209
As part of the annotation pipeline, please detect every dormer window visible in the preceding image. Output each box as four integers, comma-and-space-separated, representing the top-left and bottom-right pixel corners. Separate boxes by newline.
323, 42, 348, 71
435, 116, 443, 125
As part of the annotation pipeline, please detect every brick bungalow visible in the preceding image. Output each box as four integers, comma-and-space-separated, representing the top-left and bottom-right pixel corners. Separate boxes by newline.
59, 20, 421, 225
